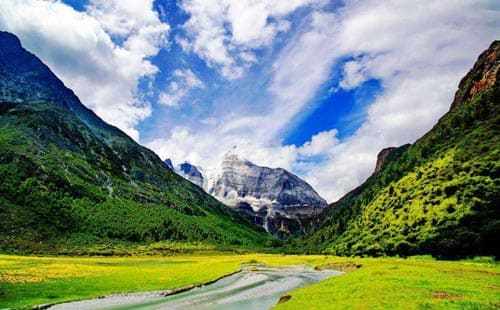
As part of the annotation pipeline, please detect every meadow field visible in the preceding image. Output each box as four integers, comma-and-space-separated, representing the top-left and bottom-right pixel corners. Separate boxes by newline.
0, 252, 498, 309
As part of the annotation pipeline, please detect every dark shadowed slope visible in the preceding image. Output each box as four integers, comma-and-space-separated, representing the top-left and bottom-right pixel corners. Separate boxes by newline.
0, 31, 269, 252
300, 41, 500, 258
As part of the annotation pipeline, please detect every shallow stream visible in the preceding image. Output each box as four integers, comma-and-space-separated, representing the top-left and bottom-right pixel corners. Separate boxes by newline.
49, 266, 340, 310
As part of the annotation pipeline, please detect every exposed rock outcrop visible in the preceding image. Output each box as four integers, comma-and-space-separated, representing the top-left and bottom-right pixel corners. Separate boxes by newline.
374, 147, 397, 174
451, 40, 499, 110
162, 159, 204, 188
210, 154, 328, 237
179, 162, 204, 188
163, 159, 174, 170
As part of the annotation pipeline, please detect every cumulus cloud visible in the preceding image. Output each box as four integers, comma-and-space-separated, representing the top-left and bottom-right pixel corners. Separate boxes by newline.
148, 0, 499, 202
289, 1, 500, 201
0, 0, 169, 140
298, 129, 339, 157
339, 59, 369, 90
3, 1, 497, 203
159, 69, 204, 107
268, 11, 338, 130
146, 127, 336, 188
179, 0, 325, 79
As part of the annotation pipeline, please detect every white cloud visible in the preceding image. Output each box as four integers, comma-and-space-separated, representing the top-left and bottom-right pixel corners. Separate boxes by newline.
339, 59, 369, 90
268, 11, 338, 130
159, 69, 204, 107
146, 126, 337, 192
147, 126, 296, 188
4, 1, 497, 204
148, 0, 499, 203
298, 129, 339, 157
179, 0, 325, 79
290, 1, 500, 201
0, 0, 169, 140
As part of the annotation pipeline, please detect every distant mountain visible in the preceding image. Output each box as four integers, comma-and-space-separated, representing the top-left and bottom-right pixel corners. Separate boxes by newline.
162, 159, 204, 188
179, 162, 204, 188
301, 41, 500, 258
210, 154, 328, 237
0, 31, 269, 252
163, 158, 174, 170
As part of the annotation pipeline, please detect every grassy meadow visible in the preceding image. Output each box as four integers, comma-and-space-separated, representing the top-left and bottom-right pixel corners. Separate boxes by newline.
0, 253, 498, 309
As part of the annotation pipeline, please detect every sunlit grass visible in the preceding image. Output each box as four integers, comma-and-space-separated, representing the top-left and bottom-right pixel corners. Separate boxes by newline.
0, 254, 498, 309
276, 256, 500, 310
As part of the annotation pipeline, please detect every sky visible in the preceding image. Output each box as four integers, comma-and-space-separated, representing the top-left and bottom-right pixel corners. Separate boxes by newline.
0, 0, 499, 201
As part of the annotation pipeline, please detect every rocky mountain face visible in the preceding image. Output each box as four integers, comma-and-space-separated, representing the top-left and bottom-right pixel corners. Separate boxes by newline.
0, 31, 269, 251
374, 147, 398, 174
179, 162, 204, 188
163, 159, 204, 188
451, 40, 500, 110
301, 41, 500, 258
210, 154, 328, 237
163, 158, 174, 170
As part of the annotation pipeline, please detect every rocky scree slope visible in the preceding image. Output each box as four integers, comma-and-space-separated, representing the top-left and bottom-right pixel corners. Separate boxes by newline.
299, 41, 500, 258
0, 31, 269, 252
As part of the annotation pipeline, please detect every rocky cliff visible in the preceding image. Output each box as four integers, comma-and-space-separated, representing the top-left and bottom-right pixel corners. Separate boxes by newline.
163, 158, 174, 170
179, 162, 204, 188
210, 154, 328, 237
374, 147, 397, 174
162, 159, 204, 188
451, 40, 499, 110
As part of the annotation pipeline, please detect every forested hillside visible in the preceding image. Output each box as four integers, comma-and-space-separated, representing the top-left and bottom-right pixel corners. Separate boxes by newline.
301, 41, 500, 258
0, 31, 270, 252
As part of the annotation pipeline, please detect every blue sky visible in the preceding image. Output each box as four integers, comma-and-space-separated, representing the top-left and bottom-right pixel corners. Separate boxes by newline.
130, 0, 366, 147
1, 0, 498, 201
57, 0, 367, 148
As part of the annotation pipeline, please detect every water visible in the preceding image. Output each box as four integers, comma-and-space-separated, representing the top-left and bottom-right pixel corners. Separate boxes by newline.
50, 266, 341, 310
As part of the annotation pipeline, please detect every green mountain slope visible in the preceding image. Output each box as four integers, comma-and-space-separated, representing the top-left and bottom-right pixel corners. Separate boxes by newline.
0, 31, 269, 252
301, 41, 500, 258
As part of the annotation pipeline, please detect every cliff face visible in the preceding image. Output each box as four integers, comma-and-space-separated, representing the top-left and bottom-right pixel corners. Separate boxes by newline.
179, 162, 204, 188
210, 154, 328, 237
374, 147, 397, 174
163, 159, 174, 170
451, 41, 499, 110
162, 159, 204, 188
301, 41, 500, 258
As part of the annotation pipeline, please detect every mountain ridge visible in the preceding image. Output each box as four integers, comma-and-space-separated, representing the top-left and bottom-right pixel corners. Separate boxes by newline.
0, 31, 270, 252
164, 154, 328, 238
209, 154, 328, 237
299, 41, 500, 258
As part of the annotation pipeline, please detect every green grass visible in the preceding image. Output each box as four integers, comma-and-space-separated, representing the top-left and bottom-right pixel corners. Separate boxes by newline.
0, 254, 498, 309
300, 87, 500, 258
276, 256, 500, 310
0, 38, 272, 249
0, 101, 271, 252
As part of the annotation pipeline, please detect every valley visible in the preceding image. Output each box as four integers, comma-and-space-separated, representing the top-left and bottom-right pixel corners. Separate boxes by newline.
49, 266, 339, 309
0, 254, 498, 309
0, 4, 499, 309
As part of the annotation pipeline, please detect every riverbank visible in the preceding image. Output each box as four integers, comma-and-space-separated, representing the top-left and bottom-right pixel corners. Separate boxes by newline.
48, 266, 340, 309
0, 254, 498, 309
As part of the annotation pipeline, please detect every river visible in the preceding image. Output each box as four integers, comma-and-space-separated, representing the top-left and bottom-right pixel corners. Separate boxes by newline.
49, 266, 340, 310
